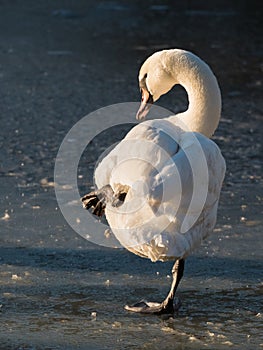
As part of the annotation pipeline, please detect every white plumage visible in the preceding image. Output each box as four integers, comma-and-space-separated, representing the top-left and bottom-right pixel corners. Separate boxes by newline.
82, 49, 226, 314
94, 49, 225, 262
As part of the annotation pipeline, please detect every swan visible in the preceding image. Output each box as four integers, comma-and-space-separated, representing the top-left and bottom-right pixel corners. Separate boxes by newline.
82, 49, 226, 314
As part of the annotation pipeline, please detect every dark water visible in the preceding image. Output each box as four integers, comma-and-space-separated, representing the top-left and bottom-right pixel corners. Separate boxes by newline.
0, 0, 262, 349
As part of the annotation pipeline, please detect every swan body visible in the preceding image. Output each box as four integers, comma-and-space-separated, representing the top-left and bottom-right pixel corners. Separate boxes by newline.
93, 49, 225, 261
82, 49, 226, 314
95, 119, 225, 262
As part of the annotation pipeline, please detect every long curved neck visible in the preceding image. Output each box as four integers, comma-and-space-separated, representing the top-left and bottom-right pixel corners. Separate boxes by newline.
166, 50, 221, 138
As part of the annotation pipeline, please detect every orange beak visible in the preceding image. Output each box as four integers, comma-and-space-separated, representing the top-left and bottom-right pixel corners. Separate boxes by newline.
136, 88, 154, 120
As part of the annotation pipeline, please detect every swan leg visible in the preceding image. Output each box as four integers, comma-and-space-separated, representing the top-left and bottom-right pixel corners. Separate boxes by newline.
81, 185, 113, 217
125, 259, 185, 315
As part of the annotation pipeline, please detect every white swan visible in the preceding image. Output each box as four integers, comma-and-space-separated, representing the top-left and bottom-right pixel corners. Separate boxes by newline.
82, 49, 226, 314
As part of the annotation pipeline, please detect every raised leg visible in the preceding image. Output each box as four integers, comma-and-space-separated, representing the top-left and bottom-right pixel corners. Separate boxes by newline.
82, 184, 128, 216
125, 259, 185, 315
81, 185, 113, 217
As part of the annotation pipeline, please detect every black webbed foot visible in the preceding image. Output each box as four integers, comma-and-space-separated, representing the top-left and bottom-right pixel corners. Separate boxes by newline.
81, 192, 105, 216
81, 185, 113, 217
125, 260, 184, 316
124, 298, 180, 315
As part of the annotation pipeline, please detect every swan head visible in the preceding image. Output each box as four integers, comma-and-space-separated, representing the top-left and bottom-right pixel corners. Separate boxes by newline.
136, 51, 176, 120
135, 49, 221, 137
